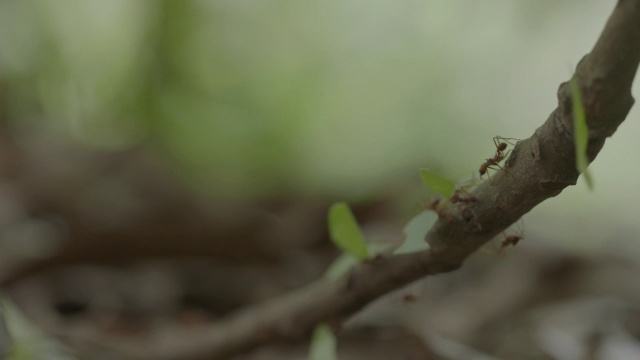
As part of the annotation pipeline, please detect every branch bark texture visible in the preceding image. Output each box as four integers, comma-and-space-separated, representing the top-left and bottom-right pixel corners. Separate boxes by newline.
96, 1, 640, 358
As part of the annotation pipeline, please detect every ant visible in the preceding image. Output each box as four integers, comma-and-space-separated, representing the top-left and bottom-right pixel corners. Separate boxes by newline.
479, 136, 519, 178
450, 188, 477, 205
499, 218, 525, 254
427, 197, 441, 210
390, 292, 420, 306
402, 293, 418, 303
501, 235, 522, 249
423, 197, 463, 223
425, 197, 452, 221
479, 155, 508, 177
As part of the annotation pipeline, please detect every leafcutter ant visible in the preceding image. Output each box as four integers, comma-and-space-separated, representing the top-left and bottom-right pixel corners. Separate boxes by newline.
425, 197, 451, 221
501, 235, 522, 249
450, 188, 477, 205
427, 197, 441, 210
499, 218, 525, 254
391, 292, 420, 306
479, 136, 519, 178
422, 196, 461, 222
402, 293, 418, 303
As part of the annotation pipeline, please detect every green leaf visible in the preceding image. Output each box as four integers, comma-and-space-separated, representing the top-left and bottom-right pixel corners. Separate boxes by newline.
394, 211, 436, 254
308, 324, 337, 360
328, 202, 370, 260
419, 169, 456, 198
570, 77, 594, 190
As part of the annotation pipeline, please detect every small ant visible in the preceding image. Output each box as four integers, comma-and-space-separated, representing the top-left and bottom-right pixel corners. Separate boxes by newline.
479, 155, 507, 177
390, 292, 419, 306
501, 235, 522, 248
479, 136, 519, 177
499, 218, 525, 254
427, 197, 441, 210
402, 293, 418, 303
450, 188, 477, 205
423, 197, 459, 222
426, 197, 451, 221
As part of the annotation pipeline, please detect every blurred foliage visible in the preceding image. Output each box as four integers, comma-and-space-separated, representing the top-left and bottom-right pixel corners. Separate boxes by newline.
1, 0, 637, 250
2, 297, 74, 360
308, 324, 337, 360
0, 0, 475, 199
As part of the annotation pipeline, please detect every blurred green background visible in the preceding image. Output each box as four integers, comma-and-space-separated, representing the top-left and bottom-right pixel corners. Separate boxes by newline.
0, 0, 639, 251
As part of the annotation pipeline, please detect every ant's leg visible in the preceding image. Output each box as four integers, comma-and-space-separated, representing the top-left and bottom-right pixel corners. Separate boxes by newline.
492, 136, 501, 149
488, 163, 511, 175
495, 136, 521, 146
514, 217, 525, 236
501, 150, 512, 164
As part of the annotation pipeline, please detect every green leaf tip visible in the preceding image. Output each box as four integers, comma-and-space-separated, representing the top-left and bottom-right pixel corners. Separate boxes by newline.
308, 324, 337, 360
328, 202, 370, 260
569, 77, 594, 190
419, 169, 456, 198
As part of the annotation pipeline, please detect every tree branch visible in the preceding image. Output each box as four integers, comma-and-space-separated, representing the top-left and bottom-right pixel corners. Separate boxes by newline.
83, 1, 640, 358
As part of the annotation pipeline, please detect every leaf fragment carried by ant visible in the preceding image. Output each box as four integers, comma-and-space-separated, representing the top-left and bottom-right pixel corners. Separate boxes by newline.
419, 169, 456, 198
570, 77, 594, 190
394, 211, 435, 254
328, 202, 370, 261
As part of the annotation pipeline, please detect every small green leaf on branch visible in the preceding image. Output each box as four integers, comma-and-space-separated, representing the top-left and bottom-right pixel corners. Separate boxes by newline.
570, 77, 594, 190
419, 169, 456, 198
328, 202, 370, 261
